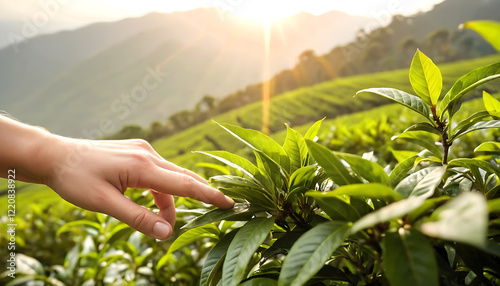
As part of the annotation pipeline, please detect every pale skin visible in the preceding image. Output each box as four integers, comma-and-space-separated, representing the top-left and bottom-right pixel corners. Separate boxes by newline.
0, 115, 234, 240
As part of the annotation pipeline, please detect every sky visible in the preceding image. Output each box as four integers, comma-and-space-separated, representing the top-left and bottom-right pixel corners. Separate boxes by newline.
0, 0, 445, 48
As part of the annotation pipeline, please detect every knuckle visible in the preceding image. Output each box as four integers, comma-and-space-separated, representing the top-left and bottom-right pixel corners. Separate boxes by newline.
130, 151, 154, 168
131, 139, 152, 150
87, 190, 110, 213
180, 168, 193, 177
181, 174, 198, 191
132, 208, 150, 230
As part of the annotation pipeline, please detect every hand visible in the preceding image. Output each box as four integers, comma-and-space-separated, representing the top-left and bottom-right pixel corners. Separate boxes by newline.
36, 136, 234, 240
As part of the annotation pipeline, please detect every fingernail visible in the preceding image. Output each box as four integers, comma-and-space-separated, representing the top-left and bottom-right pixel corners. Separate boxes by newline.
153, 222, 171, 240
225, 195, 235, 206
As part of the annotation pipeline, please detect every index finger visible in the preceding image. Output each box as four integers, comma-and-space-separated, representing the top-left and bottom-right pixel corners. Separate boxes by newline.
155, 157, 209, 185
137, 165, 235, 209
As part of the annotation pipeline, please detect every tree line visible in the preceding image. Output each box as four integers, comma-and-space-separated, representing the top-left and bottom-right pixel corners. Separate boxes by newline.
108, 14, 497, 142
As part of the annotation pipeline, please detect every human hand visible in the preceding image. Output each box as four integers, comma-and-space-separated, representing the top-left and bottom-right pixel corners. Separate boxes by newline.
36, 135, 234, 240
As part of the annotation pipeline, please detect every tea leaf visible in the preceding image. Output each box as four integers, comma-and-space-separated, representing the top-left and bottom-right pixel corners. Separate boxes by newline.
306, 140, 359, 186
278, 221, 350, 286
483, 90, 500, 116
409, 49, 442, 106
463, 20, 500, 52
357, 88, 432, 122
382, 229, 438, 286
222, 217, 275, 286
419, 192, 488, 248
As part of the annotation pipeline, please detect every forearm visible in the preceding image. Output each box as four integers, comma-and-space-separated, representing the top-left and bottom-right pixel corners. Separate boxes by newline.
0, 115, 54, 184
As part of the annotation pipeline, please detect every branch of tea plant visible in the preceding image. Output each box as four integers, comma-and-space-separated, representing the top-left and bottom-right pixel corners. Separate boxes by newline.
431, 106, 450, 164
290, 211, 311, 230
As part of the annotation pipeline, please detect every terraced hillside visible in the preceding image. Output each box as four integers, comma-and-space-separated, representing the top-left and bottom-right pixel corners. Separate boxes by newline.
2, 54, 499, 213
152, 54, 500, 169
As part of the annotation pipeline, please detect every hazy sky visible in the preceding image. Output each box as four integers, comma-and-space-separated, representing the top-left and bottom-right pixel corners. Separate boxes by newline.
0, 0, 445, 48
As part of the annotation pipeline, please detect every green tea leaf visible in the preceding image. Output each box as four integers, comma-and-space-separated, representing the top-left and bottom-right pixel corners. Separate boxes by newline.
196, 151, 271, 191
16, 254, 45, 276
241, 278, 278, 286
395, 167, 444, 199
304, 118, 324, 141
211, 175, 275, 205
103, 224, 135, 247
183, 203, 269, 229
168, 224, 219, 256
218, 187, 275, 210
409, 49, 442, 106
207, 254, 225, 286
411, 166, 446, 198
419, 192, 488, 248
450, 111, 491, 140
393, 132, 442, 160
306, 140, 359, 186
335, 152, 390, 185
402, 122, 440, 135
483, 90, 500, 116
278, 221, 351, 286
57, 220, 103, 237
357, 88, 432, 121
311, 195, 361, 222
488, 198, 500, 213
218, 122, 291, 174
211, 175, 264, 190
407, 196, 450, 223
197, 162, 231, 175
288, 165, 317, 189
389, 156, 418, 186
451, 120, 500, 141
222, 217, 275, 286
463, 20, 500, 52
351, 197, 425, 234
254, 150, 286, 192
200, 230, 238, 286
382, 229, 438, 286
439, 61, 500, 118
307, 183, 402, 202
475, 142, 500, 154
448, 158, 500, 177
392, 150, 419, 163
286, 166, 319, 202
283, 125, 307, 172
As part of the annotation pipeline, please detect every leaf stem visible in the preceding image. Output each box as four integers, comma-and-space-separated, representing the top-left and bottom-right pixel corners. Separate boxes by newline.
432, 105, 450, 164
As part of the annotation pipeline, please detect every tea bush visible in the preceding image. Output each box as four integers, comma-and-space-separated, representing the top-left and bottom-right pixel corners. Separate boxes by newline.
2, 20, 500, 286
170, 48, 500, 286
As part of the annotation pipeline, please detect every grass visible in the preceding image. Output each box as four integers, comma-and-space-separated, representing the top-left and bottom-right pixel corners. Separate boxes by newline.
1, 53, 499, 213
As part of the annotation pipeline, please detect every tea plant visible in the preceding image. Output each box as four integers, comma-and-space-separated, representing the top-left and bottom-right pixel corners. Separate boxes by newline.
0, 194, 211, 286
170, 48, 500, 286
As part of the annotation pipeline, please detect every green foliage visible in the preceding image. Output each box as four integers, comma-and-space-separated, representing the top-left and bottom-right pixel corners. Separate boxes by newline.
463, 20, 500, 52
166, 48, 500, 286
3, 21, 500, 286
409, 49, 443, 106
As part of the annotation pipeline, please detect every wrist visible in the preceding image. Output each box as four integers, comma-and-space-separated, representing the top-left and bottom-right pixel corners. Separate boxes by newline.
30, 129, 64, 185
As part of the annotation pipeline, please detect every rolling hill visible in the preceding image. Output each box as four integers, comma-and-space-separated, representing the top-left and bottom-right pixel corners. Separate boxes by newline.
1, 53, 499, 214
150, 54, 500, 169
0, 8, 371, 137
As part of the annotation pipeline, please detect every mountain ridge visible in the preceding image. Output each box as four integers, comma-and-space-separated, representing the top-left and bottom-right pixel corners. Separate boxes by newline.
0, 7, 371, 136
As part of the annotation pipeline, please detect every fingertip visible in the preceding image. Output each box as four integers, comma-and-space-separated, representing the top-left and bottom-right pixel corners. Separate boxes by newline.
223, 195, 235, 209
153, 221, 172, 240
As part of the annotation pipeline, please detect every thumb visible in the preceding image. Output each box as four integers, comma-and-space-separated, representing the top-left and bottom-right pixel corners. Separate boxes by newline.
103, 190, 173, 240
